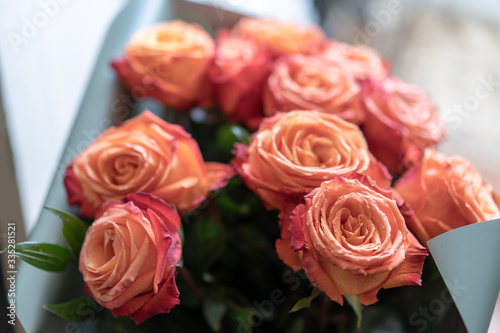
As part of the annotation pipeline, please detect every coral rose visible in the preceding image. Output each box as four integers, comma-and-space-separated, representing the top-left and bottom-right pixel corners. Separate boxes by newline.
286, 174, 427, 305
79, 193, 182, 324
318, 40, 389, 80
112, 21, 214, 111
394, 148, 500, 245
65, 110, 233, 218
360, 77, 446, 174
232, 110, 391, 214
209, 29, 271, 130
231, 17, 324, 58
263, 54, 364, 125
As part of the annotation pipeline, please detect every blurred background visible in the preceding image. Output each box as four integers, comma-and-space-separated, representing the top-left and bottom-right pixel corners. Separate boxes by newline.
0, 0, 499, 332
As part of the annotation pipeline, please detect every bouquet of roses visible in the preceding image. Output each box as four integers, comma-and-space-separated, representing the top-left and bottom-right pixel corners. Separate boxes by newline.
9, 17, 500, 333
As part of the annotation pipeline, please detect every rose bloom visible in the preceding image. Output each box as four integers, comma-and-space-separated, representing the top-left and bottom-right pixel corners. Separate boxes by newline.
394, 148, 500, 245
209, 29, 271, 130
360, 77, 446, 174
284, 174, 427, 305
263, 54, 364, 125
112, 21, 214, 111
80, 193, 182, 324
318, 40, 389, 80
232, 110, 391, 213
231, 17, 324, 58
65, 110, 233, 218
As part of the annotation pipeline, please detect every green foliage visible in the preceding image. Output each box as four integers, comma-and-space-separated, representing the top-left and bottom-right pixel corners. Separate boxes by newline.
289, 288, 320, 313
345, 295, 364, 331
216, 124, 251, 155
44, 206, 88, 257
43, 297, 103, 321
183, 217, 226, 272
11, 241, 73, 272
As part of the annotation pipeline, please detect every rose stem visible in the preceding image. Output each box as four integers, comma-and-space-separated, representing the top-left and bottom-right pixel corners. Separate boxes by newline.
179, 266, 205, 302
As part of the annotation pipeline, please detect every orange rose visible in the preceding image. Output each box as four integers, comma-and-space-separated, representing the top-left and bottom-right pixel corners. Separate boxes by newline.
285, 174, 427, 305
112, 21, 214, 111
318, 40, 389, 80
263, 54, 364, 124
231, 17, 324, 58
209, 29, 271, 129
64, 110, 233, 217
360, 77, 446, 174
232, 110, 391, 213
80, 193, 182, 324
394, 148, 500, 245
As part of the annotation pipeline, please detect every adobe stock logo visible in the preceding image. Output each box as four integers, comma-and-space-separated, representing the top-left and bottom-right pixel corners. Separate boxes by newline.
7, 0, 72, 53
352, 0, 402, 45
442, 75, 500, 129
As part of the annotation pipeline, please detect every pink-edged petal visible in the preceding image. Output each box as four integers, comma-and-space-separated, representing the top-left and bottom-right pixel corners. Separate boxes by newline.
204, 162, 235, 192
64, 163, 95, 218
383, 232, 427, 289
288, 204, 306, 251
275, 238, 302, 272
356, 288, 381, 306
124, 192, 181, 233
302, 248, 343, 305
129, 269, 180, 325
110, 292, 152, 317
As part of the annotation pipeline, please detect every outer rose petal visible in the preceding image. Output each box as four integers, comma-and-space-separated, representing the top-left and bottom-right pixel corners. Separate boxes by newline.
129, 270, 180, 324
64, 164, 95, 218
205, 162, 235, 193
125, 193, 181, 233
301, 247, 343, 305
381, 232, 428, 289
275, 207, 305, 272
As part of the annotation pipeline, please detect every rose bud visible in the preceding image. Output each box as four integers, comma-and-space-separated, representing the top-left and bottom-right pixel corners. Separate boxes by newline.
318, 40, 389, 80
360, 77, 446, 175
285, 174, 427, 305
79, 193, 182, 324
394, 148, 500, 245
232, 110, 391, 214
65, 110, 233, 218
263, 54, 364, 125
209, 29, 271, 130
231, 17, 324, 58
112, 21, 214, 111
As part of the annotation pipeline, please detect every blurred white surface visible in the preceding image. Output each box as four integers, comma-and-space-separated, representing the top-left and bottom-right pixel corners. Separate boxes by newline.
0, 0, 127, 233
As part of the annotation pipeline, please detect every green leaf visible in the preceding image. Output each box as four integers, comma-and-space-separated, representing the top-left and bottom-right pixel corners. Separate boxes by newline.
203, 298, 227, 332
14, 241, 73, 272
216, 124, 251, 154
183, 218, 225, 271
289, 288, 320, 313
45, 206, 88, 257
43, 297, 103, 321
345, 295, 364, 331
